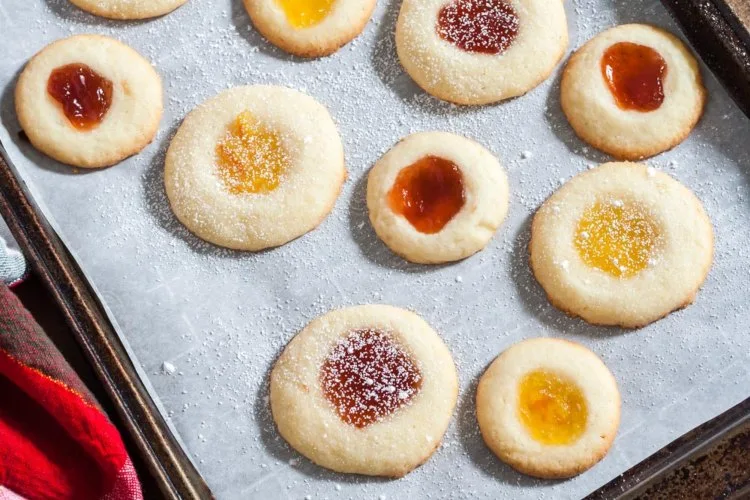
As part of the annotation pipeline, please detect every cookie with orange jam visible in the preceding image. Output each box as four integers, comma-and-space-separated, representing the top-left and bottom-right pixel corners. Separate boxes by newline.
15, 35, 162, 168
396, 0, 568, 104
244, 0, 376, 57
164, 85, 345, 250
530, 162, 713, 328
477, 337, 621, 479
367, 131, 509, 264
270, 305, 458, 477
561, 24, 706, 160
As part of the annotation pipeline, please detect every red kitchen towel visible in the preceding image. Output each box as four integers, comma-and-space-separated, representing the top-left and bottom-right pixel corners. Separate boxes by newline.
0, 284, 143, 500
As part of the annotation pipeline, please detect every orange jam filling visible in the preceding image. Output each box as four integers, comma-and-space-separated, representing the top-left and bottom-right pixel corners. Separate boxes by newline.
275, 0, 335, 28
47, 63, 113, 130
320, 329, 422, 428
387, 156, 465, 234
575, 200, 659, 278
518, 369, 588, 446
215, 111, 289, 195
601, 42, 667, 112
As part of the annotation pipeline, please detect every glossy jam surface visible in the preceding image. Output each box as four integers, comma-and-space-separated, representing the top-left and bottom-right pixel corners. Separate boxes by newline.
575, 200, 659, 278
601, 42, 668, 112
47, 63, 113, 130
387, 156, 465, 234
437, 0, 519, 54
320, 329, 422, 428
215, 111, 289, 195
518, 369, 588, 446
275, 0, 335, 28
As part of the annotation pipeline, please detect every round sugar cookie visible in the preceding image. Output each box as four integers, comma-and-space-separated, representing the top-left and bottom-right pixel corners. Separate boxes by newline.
367, 131, 509, 264
561, 24, 706, 160
270, 305, 458, 477
244, 0, 376, 57
396, 0, 568, 105
530, 162, 713, 328
15, 34, 162, 169
67, 0, 187, 19
164, 85, 345, 251
477, 337, 621, 479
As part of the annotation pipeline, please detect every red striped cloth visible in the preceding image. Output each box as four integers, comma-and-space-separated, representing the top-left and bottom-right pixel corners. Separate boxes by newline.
0, 284, 142, 500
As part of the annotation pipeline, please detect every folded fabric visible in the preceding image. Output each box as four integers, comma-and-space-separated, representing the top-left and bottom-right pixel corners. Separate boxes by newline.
0, 284, 142, 500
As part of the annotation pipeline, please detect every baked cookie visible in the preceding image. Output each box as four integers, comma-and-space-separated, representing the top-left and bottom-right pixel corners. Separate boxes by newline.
477, 337, 620, 479
165, 85, 345, 251
396, 0, 568, 105
244, 0, 376, 57
530, 162, 713, 328
15, 35, 162, 169
367, 131, 509, 264
67, 0, 187, 19
270, 305, 458, 477
561, 24, 706, 160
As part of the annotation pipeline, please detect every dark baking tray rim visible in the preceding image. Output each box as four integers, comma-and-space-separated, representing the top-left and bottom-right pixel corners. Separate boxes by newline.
660, 0, 750, 118
0, 144, 213, 500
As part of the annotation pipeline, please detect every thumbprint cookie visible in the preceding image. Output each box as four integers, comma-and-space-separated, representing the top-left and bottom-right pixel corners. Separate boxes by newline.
164, 85, 346, 250
67, 0, 187, 19
477, 338, 621, 479
561, 24, 706, 160
367, 132, 509, 264
396, 0, 568, 105
270, 305, 458, 477
244, 0, 377, 57
15, 35, 163, 168
530, 162, 713, 328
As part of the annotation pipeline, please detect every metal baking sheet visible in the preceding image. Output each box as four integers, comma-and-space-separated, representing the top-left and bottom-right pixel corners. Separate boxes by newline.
1, 0, 749, 498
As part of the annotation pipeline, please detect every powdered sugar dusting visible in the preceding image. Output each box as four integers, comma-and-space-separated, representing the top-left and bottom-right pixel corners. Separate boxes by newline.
320, 329, 422, 428
436, 0, 519, 54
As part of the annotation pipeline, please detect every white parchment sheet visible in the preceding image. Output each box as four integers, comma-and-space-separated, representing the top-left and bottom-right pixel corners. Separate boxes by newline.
2, 0, 750, 498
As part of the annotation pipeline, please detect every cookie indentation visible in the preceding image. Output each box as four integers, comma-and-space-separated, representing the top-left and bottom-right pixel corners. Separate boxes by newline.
388, 156, 465, 234
320, 329, 422, 428
437, 0, 519, 54
601, 42, 667, 112
47, 63, 113, 130
518, 369, 588, 446
276, 0, 335, 28
215, 111, 289, 194
575, 200, 659, 278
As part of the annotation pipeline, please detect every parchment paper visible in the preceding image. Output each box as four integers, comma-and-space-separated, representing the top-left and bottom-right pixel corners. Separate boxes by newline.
1, 0, 750, 498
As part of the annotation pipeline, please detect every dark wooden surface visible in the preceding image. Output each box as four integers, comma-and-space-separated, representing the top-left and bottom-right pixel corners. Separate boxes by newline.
589, 397, 750, 499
